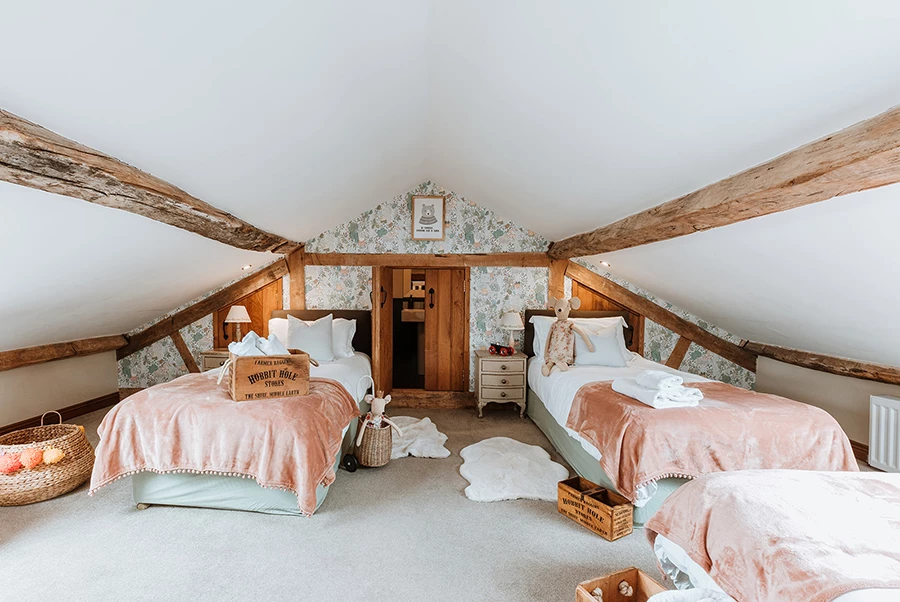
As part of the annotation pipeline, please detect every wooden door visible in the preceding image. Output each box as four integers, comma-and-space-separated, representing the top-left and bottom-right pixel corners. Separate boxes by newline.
372, 266, 394, 394
424, 268, 468, 391
213, 279, 283, 349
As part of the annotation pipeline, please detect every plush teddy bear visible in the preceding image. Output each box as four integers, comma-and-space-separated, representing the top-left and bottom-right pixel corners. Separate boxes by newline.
356, 390, 402, 446
541, 296, 595, 376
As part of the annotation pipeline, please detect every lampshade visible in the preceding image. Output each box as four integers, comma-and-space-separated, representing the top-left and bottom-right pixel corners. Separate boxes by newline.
500, 311, 524, 330
224, 305, 252, 323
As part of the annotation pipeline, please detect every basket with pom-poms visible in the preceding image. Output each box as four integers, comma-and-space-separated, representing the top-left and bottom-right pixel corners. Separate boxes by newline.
0, 411, 93, 506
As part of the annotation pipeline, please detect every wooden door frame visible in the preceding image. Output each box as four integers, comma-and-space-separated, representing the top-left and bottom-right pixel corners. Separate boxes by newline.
375, 265, 470, 394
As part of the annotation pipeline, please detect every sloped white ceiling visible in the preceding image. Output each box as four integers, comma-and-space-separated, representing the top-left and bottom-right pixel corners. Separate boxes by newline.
2, 1, 900, 364
0, 182, 270, 351
590, 184, 900, 365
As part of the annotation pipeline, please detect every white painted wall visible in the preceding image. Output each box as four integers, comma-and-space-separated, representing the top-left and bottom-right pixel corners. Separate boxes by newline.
756, 357, 900, 445
0, 352, 119, 427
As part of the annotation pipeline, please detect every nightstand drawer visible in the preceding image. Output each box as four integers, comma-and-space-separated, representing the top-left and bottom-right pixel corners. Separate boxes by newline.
480, 358, 526, 374
202, 355, 229, 370
479, 387, 525, 401
481, 374, 524, 387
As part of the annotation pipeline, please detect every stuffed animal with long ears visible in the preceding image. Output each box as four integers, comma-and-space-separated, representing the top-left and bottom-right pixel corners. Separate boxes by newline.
541, 296, 595, 376
356, 390, 402, 447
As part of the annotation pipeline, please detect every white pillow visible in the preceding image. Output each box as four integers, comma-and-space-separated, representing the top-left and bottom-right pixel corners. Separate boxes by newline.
530, 315, 632, 360
287, 314, 335, 362
574, 325, 629, 367
268, 318, 289, 347
332, 318, 357, 359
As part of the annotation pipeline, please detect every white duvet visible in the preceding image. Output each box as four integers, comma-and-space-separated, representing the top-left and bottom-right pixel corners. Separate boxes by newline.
310, 352, 373, 403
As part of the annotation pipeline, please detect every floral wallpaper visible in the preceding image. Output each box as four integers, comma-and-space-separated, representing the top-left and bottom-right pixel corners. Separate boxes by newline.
118, 316, 213, 388
119, 180, 754, 390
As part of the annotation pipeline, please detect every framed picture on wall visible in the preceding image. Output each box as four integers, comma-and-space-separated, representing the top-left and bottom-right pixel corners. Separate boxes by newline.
411, 195, 445, 240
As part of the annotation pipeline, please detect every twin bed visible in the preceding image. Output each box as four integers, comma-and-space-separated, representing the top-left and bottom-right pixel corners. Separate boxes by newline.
91, 310, 373, 516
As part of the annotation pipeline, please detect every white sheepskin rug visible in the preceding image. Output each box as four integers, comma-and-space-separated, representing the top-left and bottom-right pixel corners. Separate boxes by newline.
390, 416, 451, 460
459, 437, 569, 502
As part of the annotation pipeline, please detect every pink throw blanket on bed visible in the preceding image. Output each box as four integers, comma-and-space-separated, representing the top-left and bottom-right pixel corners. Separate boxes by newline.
566, 381, 857, 501
90, 371, 359, 516
646, 470, 900, 601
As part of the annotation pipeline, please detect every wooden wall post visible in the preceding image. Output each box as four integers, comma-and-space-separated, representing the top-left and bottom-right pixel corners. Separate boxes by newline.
287, 248, 306, 310
548, 258, 567, 301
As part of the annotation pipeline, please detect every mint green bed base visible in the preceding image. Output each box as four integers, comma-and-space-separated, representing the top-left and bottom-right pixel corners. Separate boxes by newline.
527, 388, 687, 526
132, 418, 360, 516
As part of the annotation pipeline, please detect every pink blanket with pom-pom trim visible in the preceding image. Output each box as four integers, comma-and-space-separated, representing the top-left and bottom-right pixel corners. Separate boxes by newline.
646, 470, 900, 601
90, 371, 359, 515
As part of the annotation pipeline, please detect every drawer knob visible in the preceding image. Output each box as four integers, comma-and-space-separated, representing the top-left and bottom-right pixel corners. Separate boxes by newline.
218, 360, 225, 366
500, 392, 507, 398
501, 378, 507, 384
501, 364, 507, 370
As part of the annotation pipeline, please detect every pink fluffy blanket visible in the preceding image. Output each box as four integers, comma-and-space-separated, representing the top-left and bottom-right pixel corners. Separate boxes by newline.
90, 371, 359, 515
566, 381, 857, 501
646, 470, 900, 601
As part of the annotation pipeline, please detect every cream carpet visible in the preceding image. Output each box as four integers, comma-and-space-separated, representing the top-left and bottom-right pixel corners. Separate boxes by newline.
0, 406, 663, 602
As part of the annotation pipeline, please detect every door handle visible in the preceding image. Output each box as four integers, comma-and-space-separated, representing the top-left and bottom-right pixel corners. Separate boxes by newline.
428, 288, 435, 309
222, 319, 230, 341
380, 286, 387, 308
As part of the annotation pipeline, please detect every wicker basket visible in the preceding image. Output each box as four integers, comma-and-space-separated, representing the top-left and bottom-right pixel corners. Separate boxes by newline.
0, 411, 95, 506
356, 416, 392, 468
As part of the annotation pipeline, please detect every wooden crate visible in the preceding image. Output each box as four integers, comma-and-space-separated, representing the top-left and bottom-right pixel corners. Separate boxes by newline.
558, 476, 633, 541
576, 567, 666, 602
228, 351, 310, 401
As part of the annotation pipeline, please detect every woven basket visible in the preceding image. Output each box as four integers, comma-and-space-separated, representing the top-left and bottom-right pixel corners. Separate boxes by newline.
357, 416, 392, 468
0, 411, 95, 506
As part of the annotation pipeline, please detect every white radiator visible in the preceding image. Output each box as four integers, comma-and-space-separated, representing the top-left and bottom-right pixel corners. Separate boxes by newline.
869, 395, 900, 472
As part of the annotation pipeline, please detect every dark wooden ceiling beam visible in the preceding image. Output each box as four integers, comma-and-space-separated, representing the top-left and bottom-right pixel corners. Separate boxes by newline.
0, 109, 300, 254
550, 104, 900, 258
0, 335, 127, 372
117, 260, 289, 359
305, 252, 549, 267
565, 261, 758, 372
746, 342, 900, 386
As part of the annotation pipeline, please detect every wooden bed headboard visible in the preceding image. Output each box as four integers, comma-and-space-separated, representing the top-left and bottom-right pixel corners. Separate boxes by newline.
271, 310, 372, 356
523, 310, 637, 357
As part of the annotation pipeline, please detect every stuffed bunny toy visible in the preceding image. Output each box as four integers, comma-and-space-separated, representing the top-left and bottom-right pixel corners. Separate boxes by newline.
541, 296, 595, 376
356, 390, 402, 446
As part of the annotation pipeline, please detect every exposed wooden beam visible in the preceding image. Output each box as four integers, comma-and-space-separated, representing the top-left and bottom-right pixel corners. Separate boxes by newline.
118, 260, 289, 359
550, 104, 900, 258
287, 248, 306, 310
305, 252, 550, 268
747, 342, 900, 386
565, 262, 757, 372
0, 335, 127, 372
548, 258, 567, 300
665, 336, 692, 369
170, 331, 200, 373
0, 109, 300, 254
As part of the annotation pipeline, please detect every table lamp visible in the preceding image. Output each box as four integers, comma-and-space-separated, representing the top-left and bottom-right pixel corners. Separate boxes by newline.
500, 311, 525, 349
224, 305, 252, 341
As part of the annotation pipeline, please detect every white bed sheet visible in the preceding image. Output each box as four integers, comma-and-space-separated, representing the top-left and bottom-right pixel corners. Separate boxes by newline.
310, 352, 372, 403
527, 354, 710, 507
654, 534, 894, 602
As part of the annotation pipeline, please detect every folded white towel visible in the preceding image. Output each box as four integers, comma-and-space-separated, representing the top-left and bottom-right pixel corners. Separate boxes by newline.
227, 331, 265, 357
256, 333, 290, 356
612, 377, 702, 409
636, 369, 684, 391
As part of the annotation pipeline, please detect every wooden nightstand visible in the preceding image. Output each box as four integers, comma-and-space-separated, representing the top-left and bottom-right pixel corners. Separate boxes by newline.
200, 349, 230, 372
475, 349, 527, 419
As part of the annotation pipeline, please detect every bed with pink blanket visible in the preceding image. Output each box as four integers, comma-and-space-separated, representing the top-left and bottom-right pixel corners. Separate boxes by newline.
566, 380, 858, 503
91, 370, 361, 516
646, 470, 900, 601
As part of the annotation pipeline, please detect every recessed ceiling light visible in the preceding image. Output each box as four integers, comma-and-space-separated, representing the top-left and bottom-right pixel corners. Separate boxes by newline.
241, 264, 252, 271
599, 260, 611, 267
